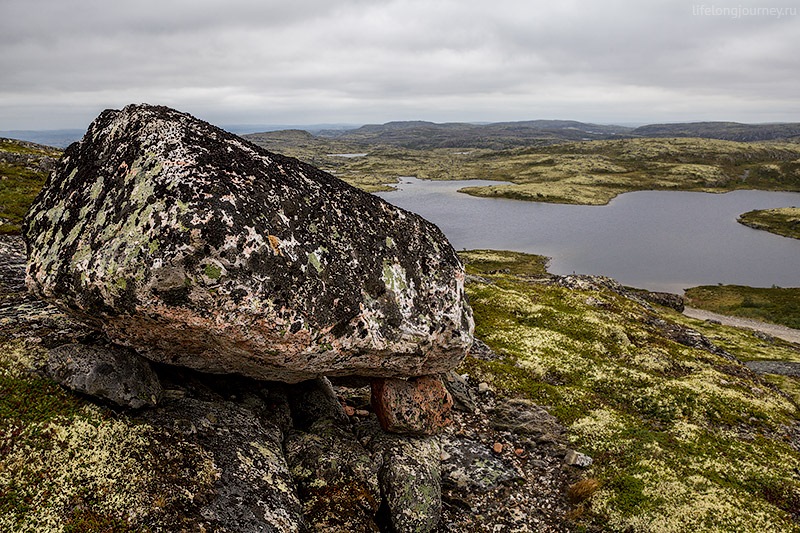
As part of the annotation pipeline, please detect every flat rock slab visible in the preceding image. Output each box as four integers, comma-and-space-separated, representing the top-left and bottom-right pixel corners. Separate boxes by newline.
46, 343, 162, 408
745, 360, 800, 377
23, 104, 473, 383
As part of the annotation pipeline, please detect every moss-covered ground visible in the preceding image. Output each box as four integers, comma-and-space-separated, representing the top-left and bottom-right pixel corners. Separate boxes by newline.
0, 339, 220, 532
0, 139, 60, 234
459, 250, 800, 532
738, 207, 800, 240
684, 285, 800, 330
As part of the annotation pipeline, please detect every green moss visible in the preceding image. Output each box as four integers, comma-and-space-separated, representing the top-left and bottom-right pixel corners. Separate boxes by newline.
0, 140, 60, 157
0, 162, 49, 234
459, 249, 550, 277
762, 374, 800, 404
0, 139, 60, 234
668, 311, 800, 363
685, 285, 800, 329
606, 474, 653, 517
204, 264, 222, 280
460, 252, 800, 531
0, 342, 87, 428
0, 341, 219, 532
738, 207, 800, 240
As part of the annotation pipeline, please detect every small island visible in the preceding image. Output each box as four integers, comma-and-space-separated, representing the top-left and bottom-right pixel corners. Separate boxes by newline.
738, 207, 800, 240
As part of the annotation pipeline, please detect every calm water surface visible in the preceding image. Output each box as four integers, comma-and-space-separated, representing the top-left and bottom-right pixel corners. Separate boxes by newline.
376, 178, 800, 293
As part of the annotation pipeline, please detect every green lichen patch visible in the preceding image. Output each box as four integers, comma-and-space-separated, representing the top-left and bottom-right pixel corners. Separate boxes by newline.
203, 263, 223, 280
460, 254, 800, 532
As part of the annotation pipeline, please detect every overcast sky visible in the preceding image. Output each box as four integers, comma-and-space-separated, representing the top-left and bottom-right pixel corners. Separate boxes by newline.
1, 0, 799, 130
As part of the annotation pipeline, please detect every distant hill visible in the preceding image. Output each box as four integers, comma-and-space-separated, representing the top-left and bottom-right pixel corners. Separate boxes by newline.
316, 120, 633, 149
310, 119, 800, 149
632, 122, 800, 142
0, 129, 85, 148
10, 119, 800, 153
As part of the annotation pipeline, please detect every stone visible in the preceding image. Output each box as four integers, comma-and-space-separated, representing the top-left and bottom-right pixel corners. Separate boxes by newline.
371, 375, 453, 435
285, 419, 381, 532
440, 437, 520, 492
468, 338, 501, 361
639, 291, 685, 312
564, 449, 593, 468
443, 370, 477, 413
375, 434, 442, 533
143, 394, 304, 532
45, 342, 162, 408
23, 104, 473, 383
286, 377, 347, 429
489, 398, 564, 438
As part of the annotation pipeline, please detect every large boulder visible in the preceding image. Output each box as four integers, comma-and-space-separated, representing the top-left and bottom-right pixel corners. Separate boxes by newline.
23, 104, 473, 383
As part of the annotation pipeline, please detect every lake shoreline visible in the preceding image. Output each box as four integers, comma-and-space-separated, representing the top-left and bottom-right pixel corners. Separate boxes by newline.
378, 178, 800, 293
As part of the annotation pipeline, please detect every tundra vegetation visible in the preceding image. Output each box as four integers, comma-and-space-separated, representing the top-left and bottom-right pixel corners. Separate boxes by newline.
245, 132, 800, 204
3, 130, 800, 531
0, 139, 60, 234
738, 207, 800, 240
459, 250, 800, 532
4, 249, 800, 531
684, 285, 800, 330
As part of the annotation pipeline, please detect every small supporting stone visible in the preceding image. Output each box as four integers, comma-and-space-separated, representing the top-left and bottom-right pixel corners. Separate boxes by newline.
371, 375, 453, 436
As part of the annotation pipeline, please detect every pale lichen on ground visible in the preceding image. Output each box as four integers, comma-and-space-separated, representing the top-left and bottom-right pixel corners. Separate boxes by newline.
459, 250, 800, 532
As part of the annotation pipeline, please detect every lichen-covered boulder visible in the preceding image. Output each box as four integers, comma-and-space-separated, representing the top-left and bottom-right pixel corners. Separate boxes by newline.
23, 104, 473, 383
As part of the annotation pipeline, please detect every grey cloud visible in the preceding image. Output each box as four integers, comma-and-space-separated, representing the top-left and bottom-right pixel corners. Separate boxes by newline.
1, 0, 798, 129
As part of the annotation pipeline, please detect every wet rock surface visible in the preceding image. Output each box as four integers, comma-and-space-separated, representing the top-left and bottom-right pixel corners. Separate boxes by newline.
23, 104, 473, 383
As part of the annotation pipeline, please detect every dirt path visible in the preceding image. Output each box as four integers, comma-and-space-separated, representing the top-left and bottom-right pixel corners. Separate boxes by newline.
683, 306, 800, 345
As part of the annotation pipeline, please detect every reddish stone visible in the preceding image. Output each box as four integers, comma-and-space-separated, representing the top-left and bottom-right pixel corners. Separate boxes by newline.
371, 375, 453, 435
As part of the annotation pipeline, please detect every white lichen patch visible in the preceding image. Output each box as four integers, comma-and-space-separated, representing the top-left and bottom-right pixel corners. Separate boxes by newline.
463, 263, 800, 532
570, 408, 628, 445
0, 407, 217, 532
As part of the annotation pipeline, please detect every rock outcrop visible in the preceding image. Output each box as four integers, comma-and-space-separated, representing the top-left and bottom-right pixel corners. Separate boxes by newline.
1, 234, 586, 532
22, 104, 473, 383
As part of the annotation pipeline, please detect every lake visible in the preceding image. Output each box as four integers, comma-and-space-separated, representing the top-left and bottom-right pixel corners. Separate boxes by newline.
376, 178, 800, 293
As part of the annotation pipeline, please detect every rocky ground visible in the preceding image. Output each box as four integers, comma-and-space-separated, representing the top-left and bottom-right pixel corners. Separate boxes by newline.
1, 234, 585, 532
